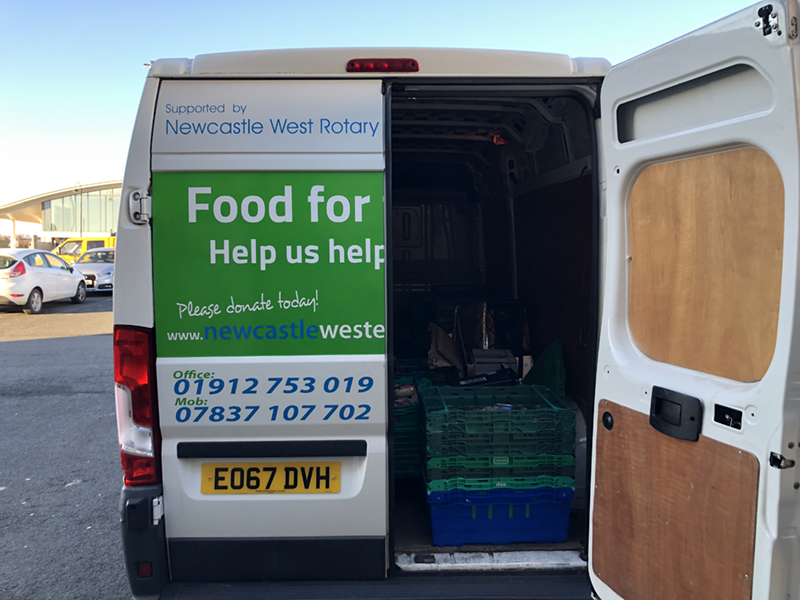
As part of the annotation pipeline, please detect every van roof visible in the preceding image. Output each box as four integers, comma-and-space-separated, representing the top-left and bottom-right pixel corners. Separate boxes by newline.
148, 48, 610, 79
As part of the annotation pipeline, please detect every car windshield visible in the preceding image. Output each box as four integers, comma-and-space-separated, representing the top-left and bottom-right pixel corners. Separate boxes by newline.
58, 241, 82, 255
0, 255, 16, 269
77, 250, 115, 264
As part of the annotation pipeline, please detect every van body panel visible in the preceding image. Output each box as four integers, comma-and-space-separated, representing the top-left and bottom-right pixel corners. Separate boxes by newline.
148, 48, 610, 79
158, 355, 387, 539
590, 2, 800, 600
144, 78, 389, 578
152, 80, 384, 158
115, 76, 160, 329
168, 537, 387, 582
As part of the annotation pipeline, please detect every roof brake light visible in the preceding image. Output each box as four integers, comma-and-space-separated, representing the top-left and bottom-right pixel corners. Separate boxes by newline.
346, 58, 419, 73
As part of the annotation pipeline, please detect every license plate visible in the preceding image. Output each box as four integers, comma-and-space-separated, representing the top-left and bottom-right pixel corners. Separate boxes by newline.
201, 461, 340, 495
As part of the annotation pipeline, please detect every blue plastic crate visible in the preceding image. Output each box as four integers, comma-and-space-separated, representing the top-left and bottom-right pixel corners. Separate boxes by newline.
428, 495, 572, 546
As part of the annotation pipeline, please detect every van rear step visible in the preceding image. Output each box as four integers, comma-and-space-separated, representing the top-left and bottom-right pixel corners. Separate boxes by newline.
160, 572, 591, 600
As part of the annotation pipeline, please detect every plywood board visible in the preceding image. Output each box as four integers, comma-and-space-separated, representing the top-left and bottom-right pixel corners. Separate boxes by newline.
592, 400, 759, 600
628, 147, 783, 382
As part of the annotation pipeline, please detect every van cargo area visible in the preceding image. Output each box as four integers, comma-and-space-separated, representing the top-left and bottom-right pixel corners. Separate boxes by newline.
387, 85, 595, 568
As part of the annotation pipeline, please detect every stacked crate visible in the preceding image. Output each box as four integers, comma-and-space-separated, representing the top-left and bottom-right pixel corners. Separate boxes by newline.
394, 379, 424, 476
393, 360, 448, 477
422, 385, 576, 546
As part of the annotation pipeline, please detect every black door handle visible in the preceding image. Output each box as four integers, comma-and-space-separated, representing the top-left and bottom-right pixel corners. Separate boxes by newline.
650, 386, 703, 441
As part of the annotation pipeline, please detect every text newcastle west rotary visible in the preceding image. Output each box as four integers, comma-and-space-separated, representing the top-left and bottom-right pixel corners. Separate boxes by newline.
164, 103, 379, 137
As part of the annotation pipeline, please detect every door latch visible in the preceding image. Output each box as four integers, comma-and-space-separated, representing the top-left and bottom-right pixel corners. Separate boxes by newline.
128, 189, 150, 224
757, 5, 777, 36
769, 452, 796, 469
152, 495, 164, 525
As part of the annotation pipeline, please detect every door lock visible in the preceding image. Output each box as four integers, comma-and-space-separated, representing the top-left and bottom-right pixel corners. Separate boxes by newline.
769, 452, 796, 469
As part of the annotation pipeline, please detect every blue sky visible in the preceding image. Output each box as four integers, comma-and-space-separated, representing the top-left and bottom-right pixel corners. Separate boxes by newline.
1, 0, 752, 211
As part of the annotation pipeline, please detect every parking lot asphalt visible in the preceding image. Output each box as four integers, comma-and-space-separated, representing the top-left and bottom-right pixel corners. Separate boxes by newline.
0, 295, 131, 600
0, 293, 113, 342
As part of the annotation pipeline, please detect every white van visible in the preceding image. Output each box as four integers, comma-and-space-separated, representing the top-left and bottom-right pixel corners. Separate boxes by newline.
113, 3, 800, 599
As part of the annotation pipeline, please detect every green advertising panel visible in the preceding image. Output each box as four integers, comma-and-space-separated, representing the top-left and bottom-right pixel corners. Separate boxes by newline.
152, 171, 385, 357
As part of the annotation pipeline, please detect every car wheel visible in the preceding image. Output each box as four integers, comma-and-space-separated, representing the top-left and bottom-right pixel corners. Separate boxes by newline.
71, 281, 86, 304
23, 288, 43, 314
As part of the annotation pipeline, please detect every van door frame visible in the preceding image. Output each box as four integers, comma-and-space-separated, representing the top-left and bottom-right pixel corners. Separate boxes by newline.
383, 78, 603, 565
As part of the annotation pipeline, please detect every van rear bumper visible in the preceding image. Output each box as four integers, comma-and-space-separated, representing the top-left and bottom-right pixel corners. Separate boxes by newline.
120, 484, 170, 600
160, 572, 592, 600
169, 536, 386, 582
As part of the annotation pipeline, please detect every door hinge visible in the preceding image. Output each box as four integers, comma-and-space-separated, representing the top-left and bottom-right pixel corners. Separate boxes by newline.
128, 189, 150, 224
152, 495, 164, 525
769, 452, 796, 469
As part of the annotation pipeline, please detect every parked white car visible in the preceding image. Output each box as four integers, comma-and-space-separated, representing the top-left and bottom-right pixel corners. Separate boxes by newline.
0, 248, 87, 314
74, 247, 115, 292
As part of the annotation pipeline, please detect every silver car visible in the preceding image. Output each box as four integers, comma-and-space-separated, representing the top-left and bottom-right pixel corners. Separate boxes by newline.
73, 248, 115, 292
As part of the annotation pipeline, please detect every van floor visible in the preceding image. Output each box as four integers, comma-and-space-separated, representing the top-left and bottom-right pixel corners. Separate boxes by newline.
392, 478, 585, 554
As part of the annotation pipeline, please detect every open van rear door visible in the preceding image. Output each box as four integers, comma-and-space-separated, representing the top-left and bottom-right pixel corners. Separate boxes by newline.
148, 79, 389, 582
591, 2, 800, 599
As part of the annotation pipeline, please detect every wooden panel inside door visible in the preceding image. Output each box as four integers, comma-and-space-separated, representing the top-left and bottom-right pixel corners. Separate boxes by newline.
592, 400, 759, 600
628, 147, 783, 382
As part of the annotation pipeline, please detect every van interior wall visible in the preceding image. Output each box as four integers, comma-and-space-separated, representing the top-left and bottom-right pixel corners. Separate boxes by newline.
390, 91, 594, 402
514, 175, 593, 404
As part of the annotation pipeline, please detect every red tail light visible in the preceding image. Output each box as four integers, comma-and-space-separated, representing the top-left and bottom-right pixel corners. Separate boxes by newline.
346, 58, 419, 73
114, 325, 160, 486
120, 452, 159, 487
9, 261, 26, 277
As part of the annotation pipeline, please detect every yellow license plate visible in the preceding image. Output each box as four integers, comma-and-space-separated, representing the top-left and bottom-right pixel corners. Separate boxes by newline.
201, 462, 340, 494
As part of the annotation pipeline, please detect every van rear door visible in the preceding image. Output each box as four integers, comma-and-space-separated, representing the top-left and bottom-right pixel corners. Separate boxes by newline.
149, 79, 388, 581
591, 2, 800, 599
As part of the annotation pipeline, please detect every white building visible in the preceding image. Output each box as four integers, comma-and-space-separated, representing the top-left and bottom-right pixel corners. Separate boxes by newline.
0, 181, 122, 247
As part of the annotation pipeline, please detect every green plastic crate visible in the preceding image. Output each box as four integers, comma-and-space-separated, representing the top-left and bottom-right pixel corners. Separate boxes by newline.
395, 432, 423, 476
422, 385, 575, 435
426, 434, 576, 458
396, 463, 422, 476
524, 339, 566, 400
425, 454, 575, 480
426, 428, 575, 447
396, 428, 422, 440
395, 435, 422, 450
394, 404, 422, 430
426, 474, 575, 492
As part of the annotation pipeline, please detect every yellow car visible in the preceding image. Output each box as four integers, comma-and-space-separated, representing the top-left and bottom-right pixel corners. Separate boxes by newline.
53, 236, 115, 264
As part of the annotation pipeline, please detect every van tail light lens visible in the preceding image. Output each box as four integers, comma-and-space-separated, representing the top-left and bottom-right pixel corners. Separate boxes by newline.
114, 325, 160, 486
9, 261, 26, 277
346, 58, 419, 73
